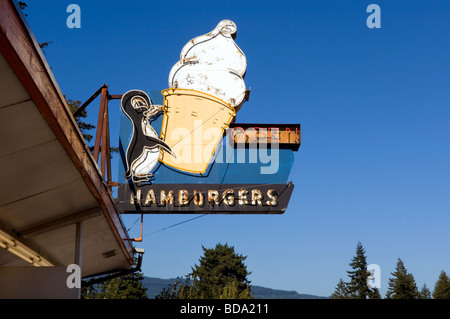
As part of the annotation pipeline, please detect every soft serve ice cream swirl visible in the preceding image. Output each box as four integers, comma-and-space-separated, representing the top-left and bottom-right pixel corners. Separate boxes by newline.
168, 20, 247, 108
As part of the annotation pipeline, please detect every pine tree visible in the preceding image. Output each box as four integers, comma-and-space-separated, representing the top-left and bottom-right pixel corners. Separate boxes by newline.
67, 98, 95, 145
83, 270, 148, 299
160, 243, 253, 299
370, 287, 382, 299
330, 279, 350, 299
432, 271, 450, 299
219, 279, 252, 299
156, 277, 188, 299
419, 284, 432, 299
385, 258, 419, 299
67, 97, 119, 154
182, 243, 252, 299
346, 242, 377, 299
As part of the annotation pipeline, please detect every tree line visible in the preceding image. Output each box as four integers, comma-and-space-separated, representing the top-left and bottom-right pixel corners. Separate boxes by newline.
82, 241, 450, 299
330, 242, 450, 299
81, 243, 252, 299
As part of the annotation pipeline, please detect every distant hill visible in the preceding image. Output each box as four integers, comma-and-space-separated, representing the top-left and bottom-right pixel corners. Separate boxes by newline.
142, 277, 178, 299
250, 285, 327, 299
142, 276, 327, 299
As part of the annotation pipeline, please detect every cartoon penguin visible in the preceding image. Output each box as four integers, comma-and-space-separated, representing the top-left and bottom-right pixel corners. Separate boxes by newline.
121, 90, 175, 183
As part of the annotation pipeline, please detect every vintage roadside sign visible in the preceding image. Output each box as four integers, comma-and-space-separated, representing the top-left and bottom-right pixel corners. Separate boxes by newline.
117, 20, 300, 214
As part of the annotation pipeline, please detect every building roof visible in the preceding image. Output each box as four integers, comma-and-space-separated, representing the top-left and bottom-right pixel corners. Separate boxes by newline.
0, 0, 135, 277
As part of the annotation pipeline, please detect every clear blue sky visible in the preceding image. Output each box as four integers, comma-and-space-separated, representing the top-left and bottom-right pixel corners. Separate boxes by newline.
24, 0, 450, 297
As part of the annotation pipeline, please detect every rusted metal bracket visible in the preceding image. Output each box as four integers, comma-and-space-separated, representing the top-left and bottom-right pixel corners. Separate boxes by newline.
72, 84, 107, 118
124, 213, 144, 242
72, 85, 123, 192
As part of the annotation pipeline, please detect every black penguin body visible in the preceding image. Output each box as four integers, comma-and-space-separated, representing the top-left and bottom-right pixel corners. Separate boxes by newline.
121, 90, 173, 181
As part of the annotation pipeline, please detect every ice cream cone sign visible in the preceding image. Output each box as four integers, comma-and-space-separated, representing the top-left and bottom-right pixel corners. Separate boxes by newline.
121, 20, 248, 181
118, 20, 300, 214
160, 19, 248, 175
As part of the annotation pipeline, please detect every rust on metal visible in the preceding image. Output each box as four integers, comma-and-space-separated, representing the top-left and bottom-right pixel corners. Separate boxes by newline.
79, 84, 120, 192
108, 94, 123, 100
72, 84, 107, 117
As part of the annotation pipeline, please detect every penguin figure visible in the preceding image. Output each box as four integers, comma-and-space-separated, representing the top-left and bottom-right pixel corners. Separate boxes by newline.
121, 90, 175, 183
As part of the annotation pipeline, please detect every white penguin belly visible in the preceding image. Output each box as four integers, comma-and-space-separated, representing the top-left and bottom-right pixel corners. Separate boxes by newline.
131, 146, 160, 177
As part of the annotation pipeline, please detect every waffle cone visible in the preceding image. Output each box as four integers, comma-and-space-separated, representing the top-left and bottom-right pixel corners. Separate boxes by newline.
159, 88, 236, 174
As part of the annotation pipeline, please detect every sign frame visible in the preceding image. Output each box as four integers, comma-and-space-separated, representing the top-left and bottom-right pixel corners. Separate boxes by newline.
117, 183, 294, 214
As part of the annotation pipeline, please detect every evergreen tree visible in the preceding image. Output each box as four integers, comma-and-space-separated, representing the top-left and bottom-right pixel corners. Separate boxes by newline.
67, 98, 95, 145
385, 258, 419, 299
67, 97, 119, 154
81, 285, 96, 299
219, 279, 252, 299
18, 3, 52, 50
432, 271, 450, 299
370, 287, 382, 299
159, 243, 253, 299
182, 243, 252, 299
156, 277, 188, 299
346, 242, 378, 299
18, 1, 27, 14
419, 284, 432, 299
330, 279, 350, 299
83, 270, 148, 299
